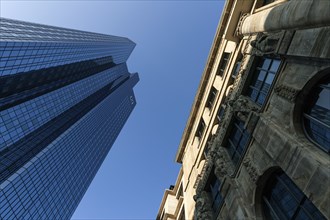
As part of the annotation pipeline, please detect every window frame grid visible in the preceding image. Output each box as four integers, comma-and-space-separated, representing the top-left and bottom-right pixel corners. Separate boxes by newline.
247, 57, 280, 106
225, 118, 251, 168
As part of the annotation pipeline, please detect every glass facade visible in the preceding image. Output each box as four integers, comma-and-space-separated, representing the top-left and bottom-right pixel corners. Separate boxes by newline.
0, 17, 139, 219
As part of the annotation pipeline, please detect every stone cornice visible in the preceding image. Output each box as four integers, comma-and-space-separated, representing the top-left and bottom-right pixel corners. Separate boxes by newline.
175, 0, 235, 163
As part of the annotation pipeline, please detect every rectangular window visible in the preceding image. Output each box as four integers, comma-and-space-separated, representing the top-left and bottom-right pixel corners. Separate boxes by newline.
207, 174, 224, 214
196, 119, 206, 139
206, 87, 217, 109
232, 61, 241, 78
225, 118, 250, 167
247, 57, 280, 105
216, 52, 230, 76
216, 105, 225, 122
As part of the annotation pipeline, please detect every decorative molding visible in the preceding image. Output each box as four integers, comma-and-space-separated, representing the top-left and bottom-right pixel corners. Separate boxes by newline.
196, 159, 213, 194
211, 147, 235, 179
193, 174, 202, 189
274, 84, 300, 102
246, 111, 260, 134
242, 157, 259, 183
235, 13, 250, 37
231, 36, 255, 98
212, 99, 234, 149
228, 95, 259, 122
193, 191, 214, 220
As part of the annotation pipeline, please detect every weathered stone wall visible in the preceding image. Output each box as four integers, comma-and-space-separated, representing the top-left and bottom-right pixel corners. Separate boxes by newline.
195, 25, 330, 220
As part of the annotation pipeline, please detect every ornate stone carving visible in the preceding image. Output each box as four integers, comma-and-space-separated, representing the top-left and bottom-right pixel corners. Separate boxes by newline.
236, 13, 250, 36
212, 106, 232, 149
242, 157, 259, 183
228, 95, 259, 121
196, 160, 213, 194
250, 33, 281, 55
231, 36, 254, 98
193, 191, 214, 220
274, 84, 300, 102
246, 111, 260, 134
209, 147, 235, 179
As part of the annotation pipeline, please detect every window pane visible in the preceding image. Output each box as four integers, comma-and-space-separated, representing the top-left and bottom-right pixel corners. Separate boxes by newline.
257, 93, 266, 105
270, 59, 281, 72
261, 58, 271, 70
265, 72, 275, 85
247, 57, 280, 105
249, 87, 258, 101
257, 70, 267, 84
225, 118, 250, 167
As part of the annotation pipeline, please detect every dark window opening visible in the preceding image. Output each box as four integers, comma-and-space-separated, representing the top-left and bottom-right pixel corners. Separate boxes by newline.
206, 87, 218, 110
232, 61, 241, 78
262, 0, 276, 6
196, 119, 206, 139
216, 52, 231, 76
217, 105, 225, 122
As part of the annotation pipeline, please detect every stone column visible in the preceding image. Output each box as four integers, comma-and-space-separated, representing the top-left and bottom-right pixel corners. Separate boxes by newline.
240, 0, 330, 35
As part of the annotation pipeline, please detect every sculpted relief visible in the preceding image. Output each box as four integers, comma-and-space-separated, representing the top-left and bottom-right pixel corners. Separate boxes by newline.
194, 191, 214, 220
250, 33, 281, 55
228, 95, 259, 121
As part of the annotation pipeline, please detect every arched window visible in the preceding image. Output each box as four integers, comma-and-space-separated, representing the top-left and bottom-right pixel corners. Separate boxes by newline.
303, 76, 330, 153
262, 171, 326, 220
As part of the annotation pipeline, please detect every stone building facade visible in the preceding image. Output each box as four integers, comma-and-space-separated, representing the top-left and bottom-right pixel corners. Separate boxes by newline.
157, 0, 330, 219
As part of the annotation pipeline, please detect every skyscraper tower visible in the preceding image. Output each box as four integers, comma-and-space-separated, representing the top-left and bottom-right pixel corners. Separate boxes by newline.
0, 17, 139, 219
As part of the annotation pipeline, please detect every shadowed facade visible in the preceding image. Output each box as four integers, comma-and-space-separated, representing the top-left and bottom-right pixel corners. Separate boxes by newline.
157, 0, 330, 219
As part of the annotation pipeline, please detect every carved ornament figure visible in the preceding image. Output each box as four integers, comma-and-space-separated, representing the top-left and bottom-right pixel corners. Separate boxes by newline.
243, 158, 259, 183
228, 95, 259, 121
194, 191, 214, 220
274, 84, 300, 102
209, 147, 235, 179
250, 33, 281, 55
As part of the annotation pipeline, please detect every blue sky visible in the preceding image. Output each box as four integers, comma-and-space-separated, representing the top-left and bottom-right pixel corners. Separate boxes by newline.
0, 1, 224, 219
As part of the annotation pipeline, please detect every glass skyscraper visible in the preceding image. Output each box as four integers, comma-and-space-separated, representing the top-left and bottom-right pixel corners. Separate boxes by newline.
0, 17, 139, 219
